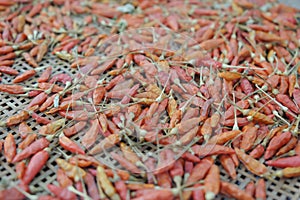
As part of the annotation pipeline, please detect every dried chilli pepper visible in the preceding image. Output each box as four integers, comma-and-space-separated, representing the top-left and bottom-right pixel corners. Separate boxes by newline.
276, 136, 298, 156
220, 154, 237, 179
47, 184, 76, 200
56, 158, 86, 182
22, 148, 49, 184
18, 133, 37, 150
249, 144, 265, 159
235, 148, 267, 176
266, 156, 300, 168
220, 181, 254, 200
96, 165, 120, 200
59, 133, 85, 155
13, 69, 36, 83
63, 121, 87, 137
183, 157, 213, 200
84, 172, 99, 200
204, 164, 220, 200
255, 179, 266, 200
275, 167, 300, 178
245, 181, 255, 197
56, 168, 73, 188
4, 133, 16, 163
13, 137, 50, 163
18, 122, 33, 139
15, 161, 26, 180
264, 131, 291, 160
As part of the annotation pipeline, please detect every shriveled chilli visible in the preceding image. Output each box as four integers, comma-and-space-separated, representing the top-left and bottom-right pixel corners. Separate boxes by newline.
0, 0, 299, 200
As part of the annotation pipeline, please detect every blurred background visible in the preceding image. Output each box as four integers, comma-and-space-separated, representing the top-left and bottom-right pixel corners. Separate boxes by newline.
279, 0, 300, 8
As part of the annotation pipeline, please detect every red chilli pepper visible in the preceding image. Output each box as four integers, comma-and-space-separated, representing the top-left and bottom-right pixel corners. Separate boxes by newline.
81, 119, 100, 148
0, 181, 29, 200
22, 52, 38, 67
264, 131, 291, 160
47, 184, 76, 200
37, 66, 52, 83
276, 94, 299, 114
27, 92, 48, 108
84, 172, 99, 200
157, 171, 172, 188
0, 84, 26, 94
22, 148, 49, 184
220, 154, 237, 179
0, 66, 19, 75
192, 144, 235, 158
154, 149, 176, 175
16, 161, 26, 179
13, 69, 36, 83
18, 134, 37, 150
276, 136, 298, 156
63, 121, 87, 137
192, 184, 205, 200
115, 180, 128, 200
183, 157, 213, 199
132, 189, 173, 200
56, 168, 73, 188
255, 179, 266, 200
249, 144, 265, 159
204, 164, 220, 200
266, 156, 300, 168
220, 181, 254, 200
4, 133, 16, 163
240, 125, 257, 152
75, 181, 84, 200
245, 181, 255, 197
59, 133, 85, 154
111, 152, 142, 174
13, 137, 50, 163
240, 78, 254, 95
18, 122, 33, 139
235, 148, 267, 176
28, 90, 43, 97
49, 73, 72, 84
31, 112, 51, 125
39, 94, 59, 112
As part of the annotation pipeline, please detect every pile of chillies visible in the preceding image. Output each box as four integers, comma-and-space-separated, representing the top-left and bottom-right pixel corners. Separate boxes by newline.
0, 0, 300, 199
